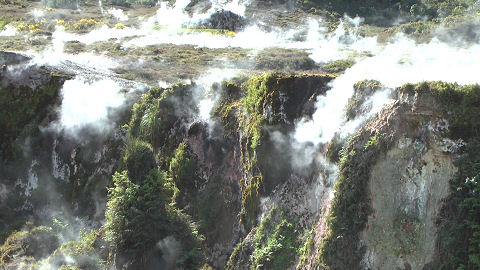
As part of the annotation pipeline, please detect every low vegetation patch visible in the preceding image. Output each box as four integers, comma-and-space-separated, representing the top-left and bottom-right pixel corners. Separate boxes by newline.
318, 131, 393, 268
323, 59, 355, 73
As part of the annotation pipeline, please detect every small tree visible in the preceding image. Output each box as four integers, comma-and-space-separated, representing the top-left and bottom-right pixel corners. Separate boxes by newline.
104, 170, 170, 261
123, 139, 156, 184
169, 142, 197, 193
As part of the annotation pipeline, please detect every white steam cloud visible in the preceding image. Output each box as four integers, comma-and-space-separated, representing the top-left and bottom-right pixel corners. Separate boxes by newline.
56, 77, 125, 133
0, 25, 17, 36
39, 0, 372, 60
123, 16, 373, 53
107, 8, 128, 21
295, 34, 480, 144
340, 88, 393, 137
194, 68, 241, 126
220, 0, 247, 16
31, 9, 45, 19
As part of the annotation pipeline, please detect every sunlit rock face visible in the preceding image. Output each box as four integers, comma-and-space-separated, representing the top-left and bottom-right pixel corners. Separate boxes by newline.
359, 84, 455, 270
362, 133, 456, 270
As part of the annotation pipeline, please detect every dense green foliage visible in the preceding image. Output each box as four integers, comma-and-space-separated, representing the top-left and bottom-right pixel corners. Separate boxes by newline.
252, 219, 298, 269
324, 59, 355, 74
319, 131, 391, 269
128, 84, 193, 168
0, 226, 58, 268
226, 208, 301, 269
103, 84, 204, 269
122, 139, 156, 184
104, 170, 169, 255
298, 0, 480, 23
169, 142, 197, 194
438, 139, 480, 269
104, 169, 203, 268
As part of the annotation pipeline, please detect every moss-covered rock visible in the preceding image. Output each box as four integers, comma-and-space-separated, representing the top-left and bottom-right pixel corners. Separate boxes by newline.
0, 226, 59, 269
323, 59, 355, 74
212, 72, 334, 229
45, 229, 105, 269
0, 69, 67, 162
226, 208, 300, 270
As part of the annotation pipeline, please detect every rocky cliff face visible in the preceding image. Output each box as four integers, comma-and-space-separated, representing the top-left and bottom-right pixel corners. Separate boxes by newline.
309, 82, 480, 270
0, 52, 127, 254
1, 50, 479, 270
360, 91, 459, 270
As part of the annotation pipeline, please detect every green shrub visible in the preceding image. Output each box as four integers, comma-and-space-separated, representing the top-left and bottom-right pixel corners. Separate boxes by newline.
363, 133, 385, 151
127, 84, 193, 169
319, 132, 390, 269
0, 19, 8, 30
104, 170, 170, 258
252, 219, 297, 270
0, 226, 59, 268
110, 83, 206, 268
324, 60, 355, 73
326, 137, 344, 163
169, 142, 197, 194
123, 139, 156, 184
45, 228, 102, 269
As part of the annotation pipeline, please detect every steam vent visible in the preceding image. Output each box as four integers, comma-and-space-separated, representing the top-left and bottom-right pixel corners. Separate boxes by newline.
1, 0, 480, 269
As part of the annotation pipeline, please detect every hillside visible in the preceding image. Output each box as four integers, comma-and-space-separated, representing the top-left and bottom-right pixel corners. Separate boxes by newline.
1, 0, 480, 269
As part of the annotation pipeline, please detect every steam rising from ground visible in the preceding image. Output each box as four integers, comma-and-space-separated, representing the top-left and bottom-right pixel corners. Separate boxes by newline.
0, 25, 17, 36
295, 34, 480, 144
122, 16, 374, 53
40, 0, 372, 58
107, 8, 128, 21
7, 0, 480, 197
55, 77, 125, 134
195, 68, 240, 123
